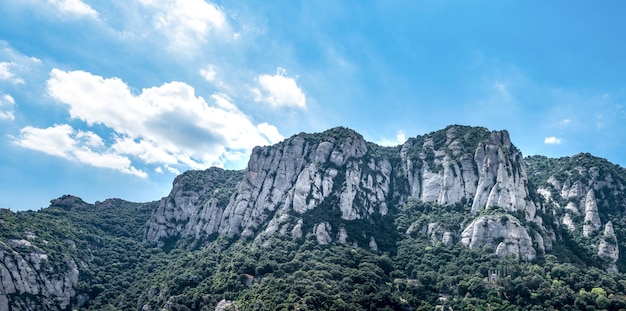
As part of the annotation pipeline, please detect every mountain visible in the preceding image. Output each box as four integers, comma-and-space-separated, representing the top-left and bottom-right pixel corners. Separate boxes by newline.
1, 125, 626, 310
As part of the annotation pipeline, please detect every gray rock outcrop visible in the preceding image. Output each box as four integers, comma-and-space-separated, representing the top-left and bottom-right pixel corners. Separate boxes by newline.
144, 125, 550, 253
527, 153, 626, 270
145, 168, 241, 247
598, 221, 619, 273
0, 240, 79, 311
460, 215, 537, 261
425, 222, 454, 247
146, 127, 394, 247
400, 127, 537, 220
583, 190, 601, 237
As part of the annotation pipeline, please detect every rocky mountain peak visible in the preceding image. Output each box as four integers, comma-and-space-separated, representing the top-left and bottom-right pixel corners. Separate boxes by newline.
50, 195, 88, 209
143, 125, 550, 260
399, 126, 536, 220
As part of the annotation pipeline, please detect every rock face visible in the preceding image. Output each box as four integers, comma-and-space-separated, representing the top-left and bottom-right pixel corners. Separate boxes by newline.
400, 127, 537, 220
583, 190, 601, 237
527, 152, 626, 272
218, 127, 389, 242
145, 168, 242, 247
598, 221, 619, 273
147, 127, 394, 247
0, 240, 79, 311
49, 195, 88, 209
144, 125, 550, 257
461, 215, 537, 261
424, 223, 454, 247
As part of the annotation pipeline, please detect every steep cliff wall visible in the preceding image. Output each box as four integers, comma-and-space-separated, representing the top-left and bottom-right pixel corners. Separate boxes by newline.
399, 126, 537, 219
460, 215, 537, 260
145, 125, 550, 258
146, 127, 395, 248
527, 153, 626, 272
0, 238, 79, 311
145, 168, 242, 247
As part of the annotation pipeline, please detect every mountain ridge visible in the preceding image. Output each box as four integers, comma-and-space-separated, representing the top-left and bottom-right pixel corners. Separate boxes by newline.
143, 125, 550, 260
1, 124, 626, 310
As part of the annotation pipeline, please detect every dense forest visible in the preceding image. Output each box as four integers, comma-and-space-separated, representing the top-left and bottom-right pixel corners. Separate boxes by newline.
2, 193, 626, 310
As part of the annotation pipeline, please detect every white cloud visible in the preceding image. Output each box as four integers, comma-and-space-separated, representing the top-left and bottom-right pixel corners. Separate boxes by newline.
42, 68, 282, 174
253, 68, 306, 109
76, 130, 105, 147
0, 94, 16, 120
559, 118, 571, 126
0, 62, 25, 84
14, 124, 146, 177
46, 0, 99, 19
377, 130, 407, 147
544, 136, 561, 145
396, 131, 406, 143
200, 64, 217, 82
165, 165, 180, 175
257, 122, 284, 144
139, 0, 227, 51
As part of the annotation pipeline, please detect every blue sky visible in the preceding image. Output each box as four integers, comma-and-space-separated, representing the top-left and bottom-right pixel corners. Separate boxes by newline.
1, 1, 625, 210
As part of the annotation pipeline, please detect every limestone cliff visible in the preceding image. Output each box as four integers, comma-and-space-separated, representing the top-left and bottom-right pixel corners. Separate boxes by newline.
598, 221, 619, 273
399, 126, 537, 219
527, 153, 626, 272
460, 215, 537, 261
146, 127, 394, 248
145, 125, 550, 258
145, 168, 242, 247
0, 238, 79, 311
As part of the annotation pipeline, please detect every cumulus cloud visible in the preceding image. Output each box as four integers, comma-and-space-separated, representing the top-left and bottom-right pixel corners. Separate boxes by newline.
36, 68, 284, 176
139, 0, 227, 51
253, 68, 306, 109
46, 0, 99, 19
0, 62, 25, 84
200, 64, 217, 82
0, 94, 16, 120
544, 136, 561, 145
377, 130, 407, 147
14, 124, 146, 177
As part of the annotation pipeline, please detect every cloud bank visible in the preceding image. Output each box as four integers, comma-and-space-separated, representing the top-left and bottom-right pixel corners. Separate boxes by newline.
14, 69, 284, 176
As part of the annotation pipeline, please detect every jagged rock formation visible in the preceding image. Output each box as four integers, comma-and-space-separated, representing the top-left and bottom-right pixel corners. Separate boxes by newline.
145, 168, 242, 247
527, 153, 626, 272
400, 127, 537, 220
146, 128, 394, 248
423, 222, 454, 247
460, 215, 537, 260
583, 189, 602, 237
598, 221, 619, 273
143, 126, 554, 257
0, 240, 79, 311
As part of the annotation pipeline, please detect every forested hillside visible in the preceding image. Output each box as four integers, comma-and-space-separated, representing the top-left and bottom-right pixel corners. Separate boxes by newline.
2, 126, 626, 311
